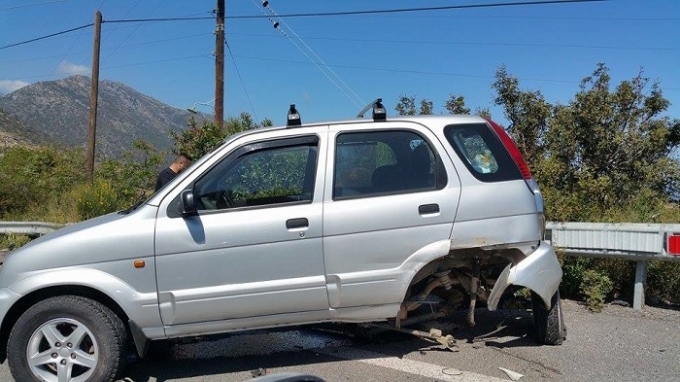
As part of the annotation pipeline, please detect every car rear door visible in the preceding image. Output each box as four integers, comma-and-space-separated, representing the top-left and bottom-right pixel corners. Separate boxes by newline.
322, 122, 461, 309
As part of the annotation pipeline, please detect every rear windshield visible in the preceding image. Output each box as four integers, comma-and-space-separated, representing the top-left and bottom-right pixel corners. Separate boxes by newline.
444, 123, 522, 182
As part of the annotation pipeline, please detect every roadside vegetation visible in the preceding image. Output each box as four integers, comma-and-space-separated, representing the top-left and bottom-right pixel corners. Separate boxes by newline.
2, 64, 679, 310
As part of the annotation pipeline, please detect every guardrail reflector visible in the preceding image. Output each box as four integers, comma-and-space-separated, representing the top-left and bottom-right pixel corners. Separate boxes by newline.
668, 234, 680, 256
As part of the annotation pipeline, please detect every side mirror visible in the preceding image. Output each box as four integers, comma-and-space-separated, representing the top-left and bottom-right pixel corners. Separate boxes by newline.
179, 190, 197, 216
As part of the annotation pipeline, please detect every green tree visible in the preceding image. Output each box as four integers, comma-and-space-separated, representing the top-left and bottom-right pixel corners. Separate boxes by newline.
419, 99, 434, 115
474, 107, 492, 119
549, 65, 679, 219
492, 65, 551, 166
444, 94, 470, 115
171, 112, 269, 160
395, 95, 416, 116
492, 63, 680, 221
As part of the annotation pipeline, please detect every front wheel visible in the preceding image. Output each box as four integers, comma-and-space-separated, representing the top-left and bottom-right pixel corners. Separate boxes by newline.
7, 295, 128, 382
531, 291, 566, 345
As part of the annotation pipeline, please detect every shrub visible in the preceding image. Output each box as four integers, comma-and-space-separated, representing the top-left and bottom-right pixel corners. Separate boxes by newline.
647, 261, 680, 304
71, 179, 121, 220
559, 256, 592, 299
96, 140, 163, 206
0, 145, 85, 218
0, 234, 31, 251
581, 269, 614, 312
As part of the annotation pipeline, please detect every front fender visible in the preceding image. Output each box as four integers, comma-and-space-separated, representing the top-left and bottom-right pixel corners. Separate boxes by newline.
7, 268, 163, 337
488, 241, 562, 310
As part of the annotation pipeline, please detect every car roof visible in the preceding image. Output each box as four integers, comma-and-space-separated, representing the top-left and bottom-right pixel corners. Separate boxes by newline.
236, 114, 489, 139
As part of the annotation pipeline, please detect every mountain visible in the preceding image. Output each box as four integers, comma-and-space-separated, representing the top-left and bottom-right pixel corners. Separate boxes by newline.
0, 107, 51, 148
0, 75, 191, 157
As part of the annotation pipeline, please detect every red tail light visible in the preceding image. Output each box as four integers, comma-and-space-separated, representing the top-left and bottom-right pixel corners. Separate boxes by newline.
668, 234, 680, 256
486, 119, 533, 180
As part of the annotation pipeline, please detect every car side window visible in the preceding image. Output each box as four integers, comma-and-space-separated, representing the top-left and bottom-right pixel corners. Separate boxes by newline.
333, 130, 446, 199
444, 123, 521, 182
194, 136, 318, 211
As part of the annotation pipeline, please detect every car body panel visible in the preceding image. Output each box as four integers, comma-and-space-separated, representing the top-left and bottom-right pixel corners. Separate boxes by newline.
487, 241, 563, 310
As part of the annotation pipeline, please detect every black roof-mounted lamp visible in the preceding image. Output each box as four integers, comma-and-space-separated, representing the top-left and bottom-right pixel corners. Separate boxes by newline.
287, 104, 301, 127
356, 98, 387, 122
372, 98, 386, 121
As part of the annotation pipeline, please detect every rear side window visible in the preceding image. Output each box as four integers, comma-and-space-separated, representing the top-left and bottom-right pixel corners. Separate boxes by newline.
333, 130, 446, 199
444, 123, 522, 182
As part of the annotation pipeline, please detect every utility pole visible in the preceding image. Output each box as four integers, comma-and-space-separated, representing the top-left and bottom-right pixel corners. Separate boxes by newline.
86, 10, 102, 183
215, 0, 225, 131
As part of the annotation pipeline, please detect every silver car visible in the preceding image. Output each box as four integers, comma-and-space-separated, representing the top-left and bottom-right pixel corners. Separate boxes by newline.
0, 102, 564, 382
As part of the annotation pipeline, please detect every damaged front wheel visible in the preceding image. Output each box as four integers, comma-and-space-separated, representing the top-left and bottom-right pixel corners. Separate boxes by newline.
531, 291, 566, 345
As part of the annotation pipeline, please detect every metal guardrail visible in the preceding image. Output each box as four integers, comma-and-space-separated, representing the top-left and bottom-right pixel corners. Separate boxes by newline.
0, 221, 65, 237
546, 222, 680, 310
3, 220, 679, 310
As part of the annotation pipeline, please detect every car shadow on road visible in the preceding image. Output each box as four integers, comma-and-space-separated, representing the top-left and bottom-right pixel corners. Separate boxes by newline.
442, 307, 543, 348
121, 308, 541, 381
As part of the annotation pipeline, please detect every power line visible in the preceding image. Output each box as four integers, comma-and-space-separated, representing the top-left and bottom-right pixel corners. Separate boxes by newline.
104, 16, 214, 23
102, 0, 166, 65
228, 0, 607, 19
0, 23, 93, 50
101, 0, 606, 23
0, 32, 213, 64
0, 0, 68, 11
0, 0, 608, 51
101, 54, 206, 70
256, 0, 364, 108
226, 40, 258, 121
227, 32, 680, 52
231, 53, 579, 84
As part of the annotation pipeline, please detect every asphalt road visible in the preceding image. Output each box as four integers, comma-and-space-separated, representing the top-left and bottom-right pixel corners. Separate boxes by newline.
1, 299, 678, 382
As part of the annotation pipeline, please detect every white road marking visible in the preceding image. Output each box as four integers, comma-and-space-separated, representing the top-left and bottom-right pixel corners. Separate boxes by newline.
315, 347, 509, 382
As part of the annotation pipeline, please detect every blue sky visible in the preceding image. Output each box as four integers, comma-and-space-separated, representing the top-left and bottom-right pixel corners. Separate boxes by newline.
0, 0, 678, 126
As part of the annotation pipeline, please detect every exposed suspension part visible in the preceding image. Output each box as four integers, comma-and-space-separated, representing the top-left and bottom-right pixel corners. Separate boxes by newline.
467, 257, 481, 327
434, 270, 453, 290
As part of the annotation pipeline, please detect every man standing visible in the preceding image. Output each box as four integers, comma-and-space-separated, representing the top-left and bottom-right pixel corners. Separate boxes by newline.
155, 153, 192, 191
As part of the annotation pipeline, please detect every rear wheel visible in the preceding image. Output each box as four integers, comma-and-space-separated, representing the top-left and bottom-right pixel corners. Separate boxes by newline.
531, 291, 566, 345
7, 295, 128, 382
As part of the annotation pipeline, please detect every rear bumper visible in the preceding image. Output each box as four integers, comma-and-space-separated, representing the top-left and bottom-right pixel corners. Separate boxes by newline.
487, 241, 562, 310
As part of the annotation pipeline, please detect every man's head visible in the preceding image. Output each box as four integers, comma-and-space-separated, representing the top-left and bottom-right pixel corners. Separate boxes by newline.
171, 153, 192, 174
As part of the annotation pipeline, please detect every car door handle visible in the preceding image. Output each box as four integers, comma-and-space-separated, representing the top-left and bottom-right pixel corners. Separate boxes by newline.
286, 218, 309, 229
418, 203, 440, 215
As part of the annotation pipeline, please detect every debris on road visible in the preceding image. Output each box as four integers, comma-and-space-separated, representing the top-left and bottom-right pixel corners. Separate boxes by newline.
498, 367, 523, 381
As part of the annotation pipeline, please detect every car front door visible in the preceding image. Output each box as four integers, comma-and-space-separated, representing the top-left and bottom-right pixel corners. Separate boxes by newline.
154, 134, 329, 333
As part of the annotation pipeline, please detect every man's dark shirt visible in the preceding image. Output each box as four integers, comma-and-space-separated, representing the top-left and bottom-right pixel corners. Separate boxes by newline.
155, 167, 177, 191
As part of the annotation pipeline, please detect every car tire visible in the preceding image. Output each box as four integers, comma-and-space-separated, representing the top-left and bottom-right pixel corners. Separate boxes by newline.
531, 290, 566, 345
7, 295, 128, 382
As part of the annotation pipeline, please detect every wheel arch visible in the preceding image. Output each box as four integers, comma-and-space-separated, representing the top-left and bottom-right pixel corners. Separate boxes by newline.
0, 285, 130, 363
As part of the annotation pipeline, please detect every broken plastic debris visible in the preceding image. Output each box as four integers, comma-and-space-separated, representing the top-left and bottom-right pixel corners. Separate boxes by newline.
498, 367, 523, 381
442, 367, 463, 375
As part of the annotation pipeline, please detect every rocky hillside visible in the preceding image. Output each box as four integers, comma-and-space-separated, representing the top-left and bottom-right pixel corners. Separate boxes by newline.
0, 75, 191, 157
0, 108, 51, 148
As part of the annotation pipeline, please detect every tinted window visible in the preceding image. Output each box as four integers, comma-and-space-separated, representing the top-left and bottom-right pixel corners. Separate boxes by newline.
444, 123, 522, 182
194, 136, 318, 210
334, 130, 446, 199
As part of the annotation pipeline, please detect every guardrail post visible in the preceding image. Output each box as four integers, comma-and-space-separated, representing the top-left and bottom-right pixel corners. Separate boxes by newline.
633, 260, 648, 310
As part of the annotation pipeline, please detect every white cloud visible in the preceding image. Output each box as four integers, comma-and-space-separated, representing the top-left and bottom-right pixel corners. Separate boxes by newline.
56, 60, 90, 76
0, 80, 30, 93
